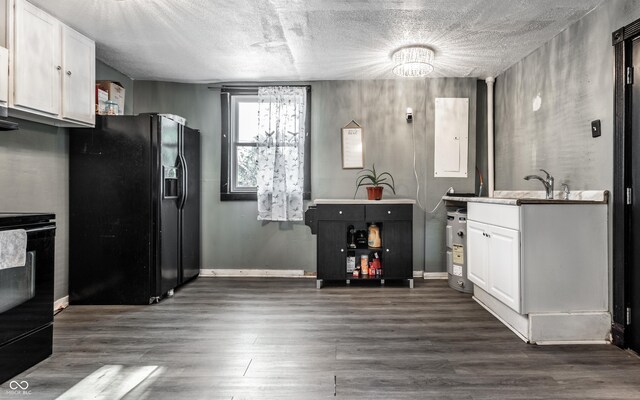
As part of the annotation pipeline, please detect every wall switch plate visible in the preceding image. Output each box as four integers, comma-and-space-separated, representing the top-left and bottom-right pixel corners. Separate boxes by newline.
591, 120, 601, 138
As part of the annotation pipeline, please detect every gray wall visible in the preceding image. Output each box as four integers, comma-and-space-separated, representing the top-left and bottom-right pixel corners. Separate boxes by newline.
134, 79, 478, 273
495, 0, 640, 191
0, 120, 69, 301
494, 0, 640, 310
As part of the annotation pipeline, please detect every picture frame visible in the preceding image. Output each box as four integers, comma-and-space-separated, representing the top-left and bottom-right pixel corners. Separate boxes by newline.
341, 120, 364, 169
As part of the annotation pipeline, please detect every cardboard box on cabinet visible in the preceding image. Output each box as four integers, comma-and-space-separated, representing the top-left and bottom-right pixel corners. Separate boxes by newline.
96, 81, 125, 115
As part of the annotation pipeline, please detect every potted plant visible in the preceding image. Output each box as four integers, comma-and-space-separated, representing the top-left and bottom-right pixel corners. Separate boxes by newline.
354, 164, 396, 200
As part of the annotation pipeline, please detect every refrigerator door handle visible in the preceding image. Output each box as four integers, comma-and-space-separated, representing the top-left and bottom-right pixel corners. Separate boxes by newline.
178, 153, 188, 210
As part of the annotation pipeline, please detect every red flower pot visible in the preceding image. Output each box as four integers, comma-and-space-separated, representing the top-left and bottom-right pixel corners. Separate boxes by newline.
366, 186, 384, 200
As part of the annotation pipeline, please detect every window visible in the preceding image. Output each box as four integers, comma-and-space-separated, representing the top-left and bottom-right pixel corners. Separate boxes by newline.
231, 95, 259, 191
220, 87, 311, 201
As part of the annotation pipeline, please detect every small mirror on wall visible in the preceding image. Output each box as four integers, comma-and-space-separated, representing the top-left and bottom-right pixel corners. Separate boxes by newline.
342, 120, 364, 169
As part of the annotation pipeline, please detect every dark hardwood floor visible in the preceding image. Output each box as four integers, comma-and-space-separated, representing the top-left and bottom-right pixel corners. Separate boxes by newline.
4, 278, 640, 399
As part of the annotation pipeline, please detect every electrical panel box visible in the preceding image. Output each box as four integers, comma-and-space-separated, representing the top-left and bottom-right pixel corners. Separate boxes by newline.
434, 97, 469, 178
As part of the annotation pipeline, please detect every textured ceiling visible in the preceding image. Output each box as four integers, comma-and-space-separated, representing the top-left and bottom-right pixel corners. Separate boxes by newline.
30, 0, 605, 82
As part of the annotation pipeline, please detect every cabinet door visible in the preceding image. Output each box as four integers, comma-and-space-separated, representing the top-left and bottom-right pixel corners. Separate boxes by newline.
382, 221, 412, 279
467, 221, 488, 290
0, 47, 8, 105
61, 24, 95, 124
14, 0, 61, 115
487, 225, 521, 312
317, 221, 347, 280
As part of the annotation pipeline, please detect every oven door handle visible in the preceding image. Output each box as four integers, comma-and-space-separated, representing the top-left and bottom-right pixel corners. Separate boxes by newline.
25, 225, 56, 233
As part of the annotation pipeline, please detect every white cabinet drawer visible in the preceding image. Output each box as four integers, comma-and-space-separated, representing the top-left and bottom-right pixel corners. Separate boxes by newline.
468, 202, 519, 230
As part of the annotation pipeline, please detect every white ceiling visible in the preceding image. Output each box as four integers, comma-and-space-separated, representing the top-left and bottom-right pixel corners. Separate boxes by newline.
30, 0, 605, 83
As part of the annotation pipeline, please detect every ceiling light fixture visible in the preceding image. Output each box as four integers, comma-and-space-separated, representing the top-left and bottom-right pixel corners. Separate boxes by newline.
391, 46, 435, 78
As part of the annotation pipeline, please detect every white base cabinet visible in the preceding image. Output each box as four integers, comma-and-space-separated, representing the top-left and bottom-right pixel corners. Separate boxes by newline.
468, 220, 520, 313
467, 202, 609, 344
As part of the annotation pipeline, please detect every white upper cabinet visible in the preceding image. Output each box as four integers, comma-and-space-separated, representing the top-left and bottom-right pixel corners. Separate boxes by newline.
0, 47, 8, 105
10, 0, 95, 126
13, 0, 60, 116
0, 0, 8, 104
61, 24, 95, 124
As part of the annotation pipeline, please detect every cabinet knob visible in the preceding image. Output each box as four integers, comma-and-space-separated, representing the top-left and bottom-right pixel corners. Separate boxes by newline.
340, 249, 344, 253
56, 66, 62, 71
338, 210, 343, 215
387, 210, 391, 214
386, 249, 390, 252
66, 71, 72, 76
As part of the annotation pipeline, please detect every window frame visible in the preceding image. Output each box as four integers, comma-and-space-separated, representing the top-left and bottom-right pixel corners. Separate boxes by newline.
220, 86, 312, 201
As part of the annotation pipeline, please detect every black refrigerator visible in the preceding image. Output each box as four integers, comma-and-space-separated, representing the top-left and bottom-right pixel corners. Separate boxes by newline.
69, 114, 200, 305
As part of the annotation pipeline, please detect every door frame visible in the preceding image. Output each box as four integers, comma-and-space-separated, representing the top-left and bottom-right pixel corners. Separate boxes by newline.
612, 20, 640, 348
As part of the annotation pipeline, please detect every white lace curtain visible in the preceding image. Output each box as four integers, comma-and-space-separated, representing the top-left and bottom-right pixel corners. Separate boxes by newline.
256, 86, 307, 221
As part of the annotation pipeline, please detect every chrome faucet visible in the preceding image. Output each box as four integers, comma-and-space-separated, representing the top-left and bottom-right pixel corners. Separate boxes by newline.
524, 169, 554, 199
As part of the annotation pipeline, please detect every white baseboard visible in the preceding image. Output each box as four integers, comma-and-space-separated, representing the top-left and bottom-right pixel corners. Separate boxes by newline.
200, 269, 315, 278
54, 295, 69, 313
423, 272, 447, 280
201, 269, 432, 280
535, 339, 609, 345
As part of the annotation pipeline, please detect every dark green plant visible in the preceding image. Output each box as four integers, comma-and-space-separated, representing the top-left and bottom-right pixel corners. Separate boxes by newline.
354, 164, 396, 198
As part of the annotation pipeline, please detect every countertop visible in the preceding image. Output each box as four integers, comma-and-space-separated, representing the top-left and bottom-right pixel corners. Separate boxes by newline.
313, 198, 417, 205
443, 190, 609, 206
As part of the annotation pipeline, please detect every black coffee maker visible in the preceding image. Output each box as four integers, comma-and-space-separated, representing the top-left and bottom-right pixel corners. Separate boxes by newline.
355, 230, 368, 248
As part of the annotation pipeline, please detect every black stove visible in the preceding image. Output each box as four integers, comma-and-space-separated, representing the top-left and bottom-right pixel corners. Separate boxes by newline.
0, 213, 55, 384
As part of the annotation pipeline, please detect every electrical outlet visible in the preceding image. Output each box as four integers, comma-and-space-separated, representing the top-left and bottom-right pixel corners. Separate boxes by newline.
591, 120, 601, 138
